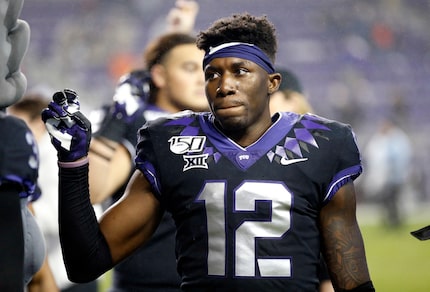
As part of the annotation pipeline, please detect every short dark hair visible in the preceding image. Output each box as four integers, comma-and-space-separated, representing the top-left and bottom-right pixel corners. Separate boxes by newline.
277, 68, 303, 93
143, 32, 197, 70
196, 13, 278, 63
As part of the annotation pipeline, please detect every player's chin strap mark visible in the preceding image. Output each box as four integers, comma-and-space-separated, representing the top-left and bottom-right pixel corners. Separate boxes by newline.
202, 42, 275, 74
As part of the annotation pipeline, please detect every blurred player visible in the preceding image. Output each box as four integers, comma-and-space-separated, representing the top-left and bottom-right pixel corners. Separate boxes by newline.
269, 68, 314, 114
87, 2, 207, 290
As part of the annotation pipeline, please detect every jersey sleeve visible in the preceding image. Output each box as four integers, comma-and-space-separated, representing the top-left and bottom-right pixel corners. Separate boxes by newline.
122, 114, 147, 158
134, 123, 162, 199
323, 124, 362, 203
0, 114, 40, 201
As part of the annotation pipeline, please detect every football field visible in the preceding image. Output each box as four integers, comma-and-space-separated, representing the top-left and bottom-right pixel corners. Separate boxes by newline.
361, 222, 430, 292
358, 204, 430, 292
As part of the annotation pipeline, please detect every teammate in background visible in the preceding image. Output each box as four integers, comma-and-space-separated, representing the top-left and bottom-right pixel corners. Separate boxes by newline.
87, 1, 207, 290
8, 89, 97, 292
269, 68, 314, 115
89, 0, 205, 206
269, 68, 334, 292
89, 33, 206, 291
42, 12, 375, 291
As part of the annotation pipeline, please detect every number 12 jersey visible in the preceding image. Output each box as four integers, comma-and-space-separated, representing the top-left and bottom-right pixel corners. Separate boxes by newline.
135, 111, 362, 291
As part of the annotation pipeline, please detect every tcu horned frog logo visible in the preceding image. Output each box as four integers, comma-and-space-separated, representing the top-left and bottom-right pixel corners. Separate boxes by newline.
168, 136, 209, 171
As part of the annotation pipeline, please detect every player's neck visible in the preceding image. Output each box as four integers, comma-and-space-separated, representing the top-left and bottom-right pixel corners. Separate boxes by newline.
215, 116, 273, 148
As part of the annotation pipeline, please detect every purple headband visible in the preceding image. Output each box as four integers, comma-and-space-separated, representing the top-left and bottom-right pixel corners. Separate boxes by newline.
202, 42, 275, 74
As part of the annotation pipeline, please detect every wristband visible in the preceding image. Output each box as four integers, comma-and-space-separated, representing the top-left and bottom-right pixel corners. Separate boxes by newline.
58, 157, 89, 168
337, 281, 375, 292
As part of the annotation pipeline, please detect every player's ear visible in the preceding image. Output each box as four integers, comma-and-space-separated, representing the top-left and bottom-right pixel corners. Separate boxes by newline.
150, 64, 167, 88
268, 73, 281, 95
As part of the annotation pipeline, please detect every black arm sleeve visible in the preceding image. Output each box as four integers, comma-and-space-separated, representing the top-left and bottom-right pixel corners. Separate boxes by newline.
59, 163, 113, 283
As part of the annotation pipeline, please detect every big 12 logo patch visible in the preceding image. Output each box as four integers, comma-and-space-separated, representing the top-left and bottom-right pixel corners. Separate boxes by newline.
168, 136, 208, 171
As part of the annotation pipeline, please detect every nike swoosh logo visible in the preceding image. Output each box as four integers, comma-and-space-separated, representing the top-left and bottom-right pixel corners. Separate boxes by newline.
280, 157, 308, 166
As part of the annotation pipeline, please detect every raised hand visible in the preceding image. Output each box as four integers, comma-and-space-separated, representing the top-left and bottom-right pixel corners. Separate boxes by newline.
94, 69, 150, 143
166, 0, 199, 33
41, 89, 91, 162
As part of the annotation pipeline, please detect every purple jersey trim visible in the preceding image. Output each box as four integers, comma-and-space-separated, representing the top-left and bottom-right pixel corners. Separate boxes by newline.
323, 164, 362, 203
198, 113, 298, 170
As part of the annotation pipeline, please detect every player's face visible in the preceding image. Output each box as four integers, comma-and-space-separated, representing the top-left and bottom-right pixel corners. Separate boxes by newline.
204, 57, 277, 137
160, 44, 208, 112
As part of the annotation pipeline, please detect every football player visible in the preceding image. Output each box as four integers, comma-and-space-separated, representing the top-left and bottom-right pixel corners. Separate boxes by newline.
42, 12, 375, 292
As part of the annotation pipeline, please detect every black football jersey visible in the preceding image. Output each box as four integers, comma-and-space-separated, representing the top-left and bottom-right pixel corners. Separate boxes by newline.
135, 111, 362, 291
